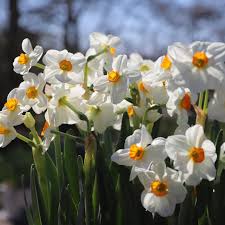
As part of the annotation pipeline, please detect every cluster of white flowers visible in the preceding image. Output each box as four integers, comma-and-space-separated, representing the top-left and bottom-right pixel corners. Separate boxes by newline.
1, 33, 225, 217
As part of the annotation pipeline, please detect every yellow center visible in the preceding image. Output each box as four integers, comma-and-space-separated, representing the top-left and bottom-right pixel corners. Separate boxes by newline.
109, 47, 116, 56
138, 81, 148, 93
4, 98, 19, 111
129, 144, 144, 160
192, 52, 208, 68
107, 71, 120, 83
26, 86, 38, 99
0, 126, 10, 135
140, 64, 150, 72
127, 105, 135, 117
18, 53, 29, 65
179, 93, 191, 111
151, 180, 168, 197
59, 60, 73, 71
161, 55, 172, 70
189, 147, 205, 163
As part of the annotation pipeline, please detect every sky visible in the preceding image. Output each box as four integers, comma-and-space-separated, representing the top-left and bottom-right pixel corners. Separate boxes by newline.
1, 0, 225, 58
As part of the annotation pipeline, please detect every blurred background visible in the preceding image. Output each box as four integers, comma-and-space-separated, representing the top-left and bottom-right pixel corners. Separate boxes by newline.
0, 0, 225, 224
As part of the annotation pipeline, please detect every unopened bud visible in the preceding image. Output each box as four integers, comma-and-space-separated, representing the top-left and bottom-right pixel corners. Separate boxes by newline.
23, 112, 35, 129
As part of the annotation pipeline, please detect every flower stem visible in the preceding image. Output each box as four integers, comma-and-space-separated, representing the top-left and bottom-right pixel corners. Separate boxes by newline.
83, 48, 107, 91
30, 127, 41, 145
35, 63, 45, 70
61, 98, 91, 133
83, 62, 89, 91
16, 132, 34, 146
203, 90, 209, 114
51, 129, 84, 143
198, 92, 204, 108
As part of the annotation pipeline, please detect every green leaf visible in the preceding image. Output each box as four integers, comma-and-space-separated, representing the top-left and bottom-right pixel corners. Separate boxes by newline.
22, 175, 34, 225
83, 134, 96, 225
54, 131, 64, 190
30, 165, 43, 225
116, 112, 132, 150
178, 186, 195, 225
32, 146, 51, 224
64, 129, 80, 212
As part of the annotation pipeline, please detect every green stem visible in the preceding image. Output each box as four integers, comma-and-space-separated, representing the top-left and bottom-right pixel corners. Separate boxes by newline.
198, 92, 204, 108
30, 127, 41, 145
16, 132, 34, 146
87, 48, 107, 62
54, 129, 64, 191
35, 63, 45, 70
83, 62, 89, 90
61, 98, 91, 133
51, 130, 84, 143
203, 90, 209, 113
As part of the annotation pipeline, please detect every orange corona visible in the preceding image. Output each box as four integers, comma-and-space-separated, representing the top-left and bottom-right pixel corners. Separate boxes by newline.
26, 86, 38, 99
180, 93, 191, 111
18, 53, 29, 65
161, 55, 172, 70
151, 180, 168, 197
192, 52, 208, 68
189, 147, 205, 163
59, 60, 73, 71
129, 144, 144, 160
107, 71, 120, 83
4, 98, 18, 111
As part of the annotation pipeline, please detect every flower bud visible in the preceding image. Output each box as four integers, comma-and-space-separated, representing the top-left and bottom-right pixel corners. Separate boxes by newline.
23, 112, 35, 129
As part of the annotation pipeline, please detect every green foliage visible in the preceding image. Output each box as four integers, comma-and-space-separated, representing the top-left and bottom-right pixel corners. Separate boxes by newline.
23, 117, 225, 225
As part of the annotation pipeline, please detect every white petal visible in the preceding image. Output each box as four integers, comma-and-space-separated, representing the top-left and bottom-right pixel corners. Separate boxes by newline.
22, 38, 33, 54
111, 148, 134, 166
185, 125, 205, 147
140, 125, 152, 147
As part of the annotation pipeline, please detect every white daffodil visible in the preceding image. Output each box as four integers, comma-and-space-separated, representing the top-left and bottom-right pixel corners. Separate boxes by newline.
84, 102, 116, 133
17, 73, 47, 114
141, 75, 169, 105
166, 124, 217, 186
93, 54, 136, 104
220, 142, 225, 162
2, 88, 28, 125
128, 53, 154, 76
43, 49, 86, 84
138, 162, 187, 217
89, 32, 120, 59
166, 87, 197, 134
208, 88, 225, 123
13, 38, 43, 75
111, 125, 167, 180
40, 121, 56, 153
153, 54, 178, 81
0, 111, 17, 147
168, 41, 225, 93
45, 84, 85, 127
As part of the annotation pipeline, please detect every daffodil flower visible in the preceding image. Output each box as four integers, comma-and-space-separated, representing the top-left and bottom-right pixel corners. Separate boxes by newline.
138, 162, 187, 217
111, 125, 167, 180
13, 38, 43, 75
166, 87, 197, 134
128, 53, 154, 76
89, 32, 120, 61
16, 73, 47, 114
43, 49, 86, 84
2, 88, 28, 125
166, 124, 217, 186
93, 54, 139, 104
0, 111, 17, 147
208, 88, 225, 123
45, 84, 85, 127
168, 41, 225, 93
